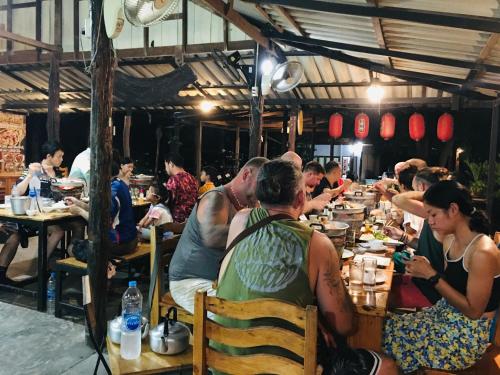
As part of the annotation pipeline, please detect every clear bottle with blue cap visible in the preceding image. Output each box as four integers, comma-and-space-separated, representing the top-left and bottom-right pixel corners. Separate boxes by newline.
120, 280, 142, 359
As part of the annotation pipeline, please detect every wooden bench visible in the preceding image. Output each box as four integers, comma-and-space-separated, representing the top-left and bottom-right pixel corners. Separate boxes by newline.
54, 242, 150, 317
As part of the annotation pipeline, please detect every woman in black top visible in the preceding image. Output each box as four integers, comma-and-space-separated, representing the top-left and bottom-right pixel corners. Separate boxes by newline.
383, 181, 500, 373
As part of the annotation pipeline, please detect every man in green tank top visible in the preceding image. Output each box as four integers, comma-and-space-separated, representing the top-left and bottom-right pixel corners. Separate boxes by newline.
215, 160, 398, 375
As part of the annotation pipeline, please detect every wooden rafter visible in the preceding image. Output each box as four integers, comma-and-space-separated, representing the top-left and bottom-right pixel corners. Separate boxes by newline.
254, 4, 283, 33
462, 33, 500, 90
201, 0, 274, 54
273, 5, 306, 37
366, 0, 392, 68
0, 29, 60, 52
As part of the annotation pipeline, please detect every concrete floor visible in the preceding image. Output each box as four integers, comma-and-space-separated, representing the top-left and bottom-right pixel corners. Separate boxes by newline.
0, 301, 109, 375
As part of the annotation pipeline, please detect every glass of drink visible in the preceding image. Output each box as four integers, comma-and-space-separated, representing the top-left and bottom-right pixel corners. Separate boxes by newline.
363, 257, 377, 291
349, 259, 363, 295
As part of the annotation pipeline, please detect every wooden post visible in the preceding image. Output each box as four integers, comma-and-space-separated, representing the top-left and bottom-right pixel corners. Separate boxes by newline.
487, 98, 499, 224
182, 0, 188, 54
46, 0, 62, 141
263, 130, 268, 157
88, 0, 115, 345
249, 95, 263, 158
288, 110, 297, 152
195, 122, 203, 177
329, 138, 334, 160
235, 126, 240, 172
123, 113, 132, 158
249, 44, 263, 159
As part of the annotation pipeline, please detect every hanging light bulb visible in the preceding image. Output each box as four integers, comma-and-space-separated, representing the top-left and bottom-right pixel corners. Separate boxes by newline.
200, 100, 215, 113
367, 77, 384, 103
261, 59, 275, 76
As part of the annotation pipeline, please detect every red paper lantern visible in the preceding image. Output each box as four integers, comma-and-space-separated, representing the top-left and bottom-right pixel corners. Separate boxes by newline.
380, 112, 396, 140
437, 113, 454, 142
329, 113, 343, 139
409, 113, 425, 141
354, 113, 370, 139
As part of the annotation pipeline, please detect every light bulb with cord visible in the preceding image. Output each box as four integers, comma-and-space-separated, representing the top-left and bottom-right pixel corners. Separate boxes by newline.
367, 77, 384, 103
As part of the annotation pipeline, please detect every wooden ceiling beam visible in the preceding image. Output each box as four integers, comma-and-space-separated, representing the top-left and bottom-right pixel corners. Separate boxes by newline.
254, 4, 284, 33
0, 29, 60, 52
366, 0, 392, 68
265, 29, 500, 75
462, 33, 500, 91
273, 5, 306, 37
201, 0, 275, 54
243, 0, 500, 33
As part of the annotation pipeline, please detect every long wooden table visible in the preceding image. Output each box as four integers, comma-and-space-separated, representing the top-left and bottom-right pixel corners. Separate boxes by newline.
0, 208, 80, 311
344, 256, 395, 352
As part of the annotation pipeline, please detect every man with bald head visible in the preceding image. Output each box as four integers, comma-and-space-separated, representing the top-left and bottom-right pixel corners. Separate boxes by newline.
281, 151, 302, 169
280, 152, 330, 214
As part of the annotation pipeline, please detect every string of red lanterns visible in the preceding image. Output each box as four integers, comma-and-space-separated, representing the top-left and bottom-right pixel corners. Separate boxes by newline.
326, 112, 454, 142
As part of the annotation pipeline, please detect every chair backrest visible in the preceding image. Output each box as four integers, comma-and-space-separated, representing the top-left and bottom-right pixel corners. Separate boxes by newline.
149, 222, 185, 326
193, 291, 318, 375
494, 232, 500, 246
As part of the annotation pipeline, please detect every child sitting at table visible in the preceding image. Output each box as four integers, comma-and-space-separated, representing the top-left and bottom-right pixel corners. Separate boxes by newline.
137, 183, 172, 240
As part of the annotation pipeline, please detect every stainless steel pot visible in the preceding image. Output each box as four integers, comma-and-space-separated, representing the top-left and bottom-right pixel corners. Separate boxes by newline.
10, 196, 30, 215
330, 203, 366, 239
107, 316, 150, 345
344, 191, 377, 211
149, 307, 190, 355
310, 221, 350, 258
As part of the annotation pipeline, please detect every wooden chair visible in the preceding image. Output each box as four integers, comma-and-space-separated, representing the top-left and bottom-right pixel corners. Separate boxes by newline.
494, 231, 500, 246
193, 291, 318, 375
419, 309, 500, 374
149, 222, 190, 326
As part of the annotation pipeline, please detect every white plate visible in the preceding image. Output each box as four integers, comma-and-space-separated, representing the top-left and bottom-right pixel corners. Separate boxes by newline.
342, 249, 354, 259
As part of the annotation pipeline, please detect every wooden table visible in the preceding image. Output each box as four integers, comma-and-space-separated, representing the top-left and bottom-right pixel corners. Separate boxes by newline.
0, 208, 80, 311
107, 337, 193, 375
344, 258, 395, 352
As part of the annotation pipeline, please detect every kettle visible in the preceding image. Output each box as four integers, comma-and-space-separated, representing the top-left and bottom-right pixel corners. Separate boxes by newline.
107, 315, 150, 345
149, 307, 190, 355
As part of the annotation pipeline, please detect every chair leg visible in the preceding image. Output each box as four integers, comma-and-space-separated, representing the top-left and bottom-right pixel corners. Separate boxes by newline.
55, 269, 63, 318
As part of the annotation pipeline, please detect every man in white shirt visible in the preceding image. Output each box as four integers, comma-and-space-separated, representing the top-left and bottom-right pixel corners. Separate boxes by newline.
69, 147, 90, 194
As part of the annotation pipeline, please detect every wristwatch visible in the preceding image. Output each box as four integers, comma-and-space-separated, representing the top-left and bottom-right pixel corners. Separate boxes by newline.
427, 273, 442, 286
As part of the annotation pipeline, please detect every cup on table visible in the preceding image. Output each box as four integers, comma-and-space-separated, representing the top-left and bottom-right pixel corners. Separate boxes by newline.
309, 214, 318, 222
4, 195, 11, 211
363, 257, 377, 291
349, 259, 363, 295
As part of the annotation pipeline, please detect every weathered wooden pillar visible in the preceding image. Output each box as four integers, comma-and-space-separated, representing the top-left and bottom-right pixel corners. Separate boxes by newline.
46, 0, 62, 141
88, 0, 115, 344
487, 98, 499, 224
123, 113, 132, 158
195, 122, 203, 177
235, 126, 240, 172
249, 95, 263, 158
288, 110, 297, 152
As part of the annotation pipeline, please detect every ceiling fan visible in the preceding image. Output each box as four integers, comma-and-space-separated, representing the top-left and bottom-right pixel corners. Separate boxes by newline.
103, 0, 179, 39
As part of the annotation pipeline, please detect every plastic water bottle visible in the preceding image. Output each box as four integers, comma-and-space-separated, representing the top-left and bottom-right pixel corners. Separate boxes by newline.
47, 272, 56, 315
29, 189, 40, 214
120, 281, 142, 360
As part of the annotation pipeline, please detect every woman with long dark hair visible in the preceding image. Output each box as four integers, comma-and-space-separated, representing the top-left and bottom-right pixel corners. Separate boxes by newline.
383, 180, 500, 373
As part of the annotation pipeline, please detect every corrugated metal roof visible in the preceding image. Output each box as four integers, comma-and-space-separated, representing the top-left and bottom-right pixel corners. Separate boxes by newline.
0, 0, 498, 113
